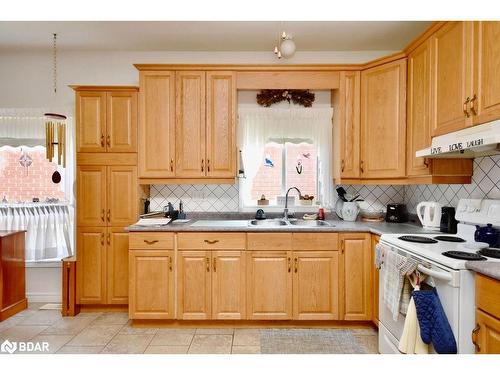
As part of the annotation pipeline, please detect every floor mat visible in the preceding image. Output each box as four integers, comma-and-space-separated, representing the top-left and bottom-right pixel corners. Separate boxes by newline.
260, 329, 367, 354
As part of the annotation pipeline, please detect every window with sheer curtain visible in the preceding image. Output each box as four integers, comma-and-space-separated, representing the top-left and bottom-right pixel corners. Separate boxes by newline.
238, 107, 333, 209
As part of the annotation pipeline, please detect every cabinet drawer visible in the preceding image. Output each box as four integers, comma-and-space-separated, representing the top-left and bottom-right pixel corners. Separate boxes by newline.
292, 233, 339, 250
129, 232, 174, 249
247, 233, 292, 250
476, 274, 500, 318
177, 232, 246, 250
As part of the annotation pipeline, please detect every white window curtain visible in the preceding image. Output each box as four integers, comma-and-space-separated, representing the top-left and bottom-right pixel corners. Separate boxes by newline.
0, 107, 75, 260
238, 107, 334, 208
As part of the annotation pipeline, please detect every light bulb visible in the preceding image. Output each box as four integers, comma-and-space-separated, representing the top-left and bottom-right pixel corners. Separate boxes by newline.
279, 38, 296, 59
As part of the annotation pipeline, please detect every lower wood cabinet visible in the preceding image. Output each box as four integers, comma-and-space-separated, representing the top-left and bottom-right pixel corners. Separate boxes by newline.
129, 249, 174, 319
177, 250, 246, 320
473, 274, 500, 353
77, 227, 129, 305
246, 251, 293, 320
371, 235, 380, 326
340, 233, 373, 320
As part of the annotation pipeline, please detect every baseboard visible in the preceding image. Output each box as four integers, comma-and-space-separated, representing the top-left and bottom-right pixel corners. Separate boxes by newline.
27, 293, 61, 303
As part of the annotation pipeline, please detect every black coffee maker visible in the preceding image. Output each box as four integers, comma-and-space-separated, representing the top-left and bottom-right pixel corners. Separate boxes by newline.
440, 206, 458, 234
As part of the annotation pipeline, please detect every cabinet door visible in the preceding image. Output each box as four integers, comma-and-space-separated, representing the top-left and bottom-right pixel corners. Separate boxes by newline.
77, 166, 106, 226
339, 71, 361, 178
292, 251, 339, 320
360, 59, 406, 178
246, 251, 293, 320
175, 71, 206, 178
206, 71, 236, 178
371, 235, 380, 326
212, 251, 246, 320
106, 91, 137, 152
139, 71, 176, 178
431, 21, 473, 136
177, 250, 211, 320
340, 233, 372, 320
106, 228, 129, 304
475, 309, 500, 354
407, 40, 432, 176
77, 228, 106, 304
107, 166, 138, 226
473, 21, 500, 125
76, 91, 106, 152
129, 249, 174, 319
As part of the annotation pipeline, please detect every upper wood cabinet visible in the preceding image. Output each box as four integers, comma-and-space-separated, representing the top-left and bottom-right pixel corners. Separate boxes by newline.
206, 71, 237, 178
175, 71, 206, 178
473, 21, 500, 125
338, 71, 361, 179
76, 88, 137, 153
430, 22, 473, 136
360, 59, 407, 179
139, 71, 176, 178
77, 165, 106, 227
340, 233, 372, 321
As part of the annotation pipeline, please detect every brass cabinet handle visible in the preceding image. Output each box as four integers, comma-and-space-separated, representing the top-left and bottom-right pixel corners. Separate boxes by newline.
287, 257, 291, 273
107, 233, 111, 245
294, 257, 298, 273
206, 257, 210, 272
463, 97, 471, 118
100, 232, 104, 245
170, 159, 174, 172
341, 239, 345, 254
207, 159, 210, 173
204, 239, 219, 244
472, 324, 481, 352
101, 209, 105, 222
169, 256, 173, 271
213, 257, 216, 272
423, 158, 429, 168
360, 161, 364, 174
106, 135, 111, 147
470, 94, 477, 116
341, 159, 345, 173
201, 159, 204, 172
107, 209, 110, 223
100, 133, 105, 147
143, 239, 159, 245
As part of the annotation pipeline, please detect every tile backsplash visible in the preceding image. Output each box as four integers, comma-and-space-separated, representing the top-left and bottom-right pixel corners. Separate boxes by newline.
149, 155, 500, 214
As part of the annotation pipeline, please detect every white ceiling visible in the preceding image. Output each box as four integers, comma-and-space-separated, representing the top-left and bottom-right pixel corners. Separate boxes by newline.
0, 21, 432, 52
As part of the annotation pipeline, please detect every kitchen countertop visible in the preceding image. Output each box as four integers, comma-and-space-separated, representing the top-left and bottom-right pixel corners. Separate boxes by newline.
465, 261, 500, 281
127, 218, 433, 236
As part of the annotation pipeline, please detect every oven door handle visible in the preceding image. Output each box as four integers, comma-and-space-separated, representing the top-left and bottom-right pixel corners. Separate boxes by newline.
417, 264, 453, 283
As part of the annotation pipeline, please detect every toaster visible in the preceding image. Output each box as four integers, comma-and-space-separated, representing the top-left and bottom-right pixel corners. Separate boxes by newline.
385, 204, 409, 223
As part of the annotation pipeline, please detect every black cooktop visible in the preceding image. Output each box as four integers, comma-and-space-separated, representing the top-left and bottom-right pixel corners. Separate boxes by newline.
442, 251, 487, 261
434, 236, 466, 243
478, 248, 500, 259
399, 235, 438, 244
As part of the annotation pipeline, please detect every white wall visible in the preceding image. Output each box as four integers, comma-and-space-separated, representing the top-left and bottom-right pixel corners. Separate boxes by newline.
0, 50, 395, 109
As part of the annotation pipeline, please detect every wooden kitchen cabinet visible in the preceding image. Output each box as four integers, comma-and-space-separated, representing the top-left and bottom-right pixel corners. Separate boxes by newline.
473, 274, 500, 353
246, 251, 293, 320
177, 250, 212, 320
76, 91, 106, 152
106, 91, 137, 152
106, 228, 129, 304
371, 235, 380, 326
129, 249, 174, 319
107, 166, 138, 226
360, 59, 407, 179
206, 71, 237, 178
77, 166, 106, 227
175, 71, 206, 178
340, 233, 372, 321
430, 22, 473, 136
138, 71, 176, 178
292, 251, 339, 320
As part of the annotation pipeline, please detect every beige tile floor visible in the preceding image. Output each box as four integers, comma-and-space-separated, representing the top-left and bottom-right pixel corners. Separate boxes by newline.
0, 303, 378, 354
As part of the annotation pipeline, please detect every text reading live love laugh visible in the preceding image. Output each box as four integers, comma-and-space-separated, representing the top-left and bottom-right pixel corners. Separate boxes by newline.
431, 138, 484, 155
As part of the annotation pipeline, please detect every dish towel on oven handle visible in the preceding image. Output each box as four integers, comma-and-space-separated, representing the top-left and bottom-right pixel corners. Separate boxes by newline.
382, 249, 406, 321
412, 288, 458, 354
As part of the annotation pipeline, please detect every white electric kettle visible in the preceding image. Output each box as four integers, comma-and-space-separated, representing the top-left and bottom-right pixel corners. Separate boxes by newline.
416, 201, 443, 229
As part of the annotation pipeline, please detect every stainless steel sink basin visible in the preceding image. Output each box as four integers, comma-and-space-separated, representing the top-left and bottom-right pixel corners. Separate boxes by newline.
288, 220, 332, 227
248, 219, 288, 227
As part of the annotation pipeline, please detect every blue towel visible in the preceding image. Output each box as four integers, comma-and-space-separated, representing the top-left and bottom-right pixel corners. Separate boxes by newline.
412, 288, 458, 354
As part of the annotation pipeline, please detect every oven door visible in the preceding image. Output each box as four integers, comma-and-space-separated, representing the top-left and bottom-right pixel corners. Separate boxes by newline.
378, 242, 461, 354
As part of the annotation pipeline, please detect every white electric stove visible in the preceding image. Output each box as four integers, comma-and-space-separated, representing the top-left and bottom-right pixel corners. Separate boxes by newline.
378, 199, 500, 354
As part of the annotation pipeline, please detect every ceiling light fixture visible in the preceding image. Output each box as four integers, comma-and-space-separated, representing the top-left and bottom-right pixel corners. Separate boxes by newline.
274, 31, 296, 59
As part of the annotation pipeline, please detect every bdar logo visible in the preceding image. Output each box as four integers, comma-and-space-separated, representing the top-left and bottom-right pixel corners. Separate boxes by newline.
1, 339, 17, 354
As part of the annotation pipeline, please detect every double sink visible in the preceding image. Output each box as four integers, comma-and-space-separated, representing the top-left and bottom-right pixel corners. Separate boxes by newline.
190, 219, 333, 228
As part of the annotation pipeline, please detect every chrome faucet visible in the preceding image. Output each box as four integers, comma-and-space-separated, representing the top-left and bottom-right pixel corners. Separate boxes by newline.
283, 187, 301, 220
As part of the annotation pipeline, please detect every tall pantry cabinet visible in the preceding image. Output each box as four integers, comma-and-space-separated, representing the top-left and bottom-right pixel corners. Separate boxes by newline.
74, 86, 139, 306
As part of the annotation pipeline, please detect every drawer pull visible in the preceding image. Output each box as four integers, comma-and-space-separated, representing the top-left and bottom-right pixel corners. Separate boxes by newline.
294, 257, 298, 273
143, 239, 159, 245
107, 233, 111, 245
106, 135, 111, 147
107, 209, 110, 223
101, 209, 105, 222
206, 257, 210, 272
213, 257, 216, 272
287, 257, 291, 273
100, 232, 104, 245
168, 256, 173, 271
204, 239, 219, 245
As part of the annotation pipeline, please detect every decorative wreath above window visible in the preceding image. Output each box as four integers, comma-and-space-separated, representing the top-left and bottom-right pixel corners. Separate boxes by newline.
256, 89, 315, 107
